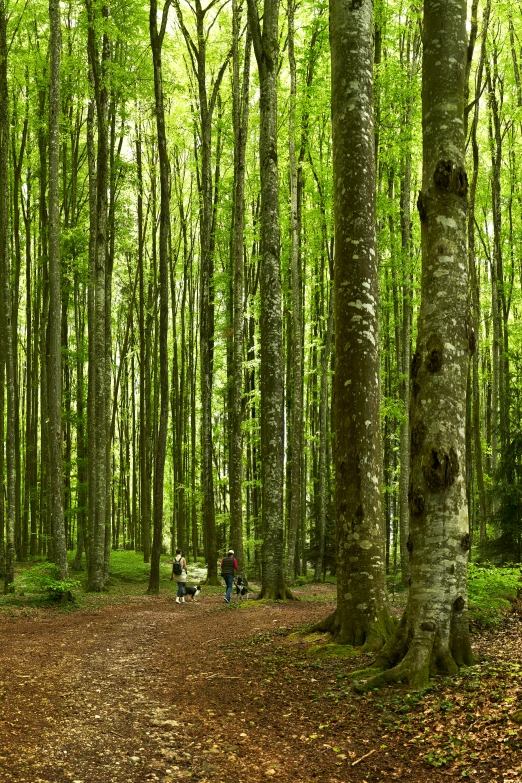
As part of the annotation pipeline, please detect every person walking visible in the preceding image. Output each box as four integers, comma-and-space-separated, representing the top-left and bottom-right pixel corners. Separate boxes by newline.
170, 549, 187, 603
220, 549, 238, 604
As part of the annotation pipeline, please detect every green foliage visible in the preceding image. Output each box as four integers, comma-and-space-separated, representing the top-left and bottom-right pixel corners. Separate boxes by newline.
467, 563, 521, 630
104, 550, 174, 585
21, 563, 82, 601
487, 431, 522, 562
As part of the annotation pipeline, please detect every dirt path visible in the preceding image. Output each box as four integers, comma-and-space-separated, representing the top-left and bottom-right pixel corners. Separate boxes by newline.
1, 587, 521, 783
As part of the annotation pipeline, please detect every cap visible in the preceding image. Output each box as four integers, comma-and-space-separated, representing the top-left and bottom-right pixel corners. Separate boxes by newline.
228, 549, 234, 555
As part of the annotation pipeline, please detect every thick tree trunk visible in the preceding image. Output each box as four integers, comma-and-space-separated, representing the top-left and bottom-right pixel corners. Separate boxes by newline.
359, 0, 474, 689
318, 0, 391, 646
48, 0, 68, 581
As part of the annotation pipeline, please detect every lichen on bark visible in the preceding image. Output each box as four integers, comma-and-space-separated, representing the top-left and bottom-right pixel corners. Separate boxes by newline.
312, 0, 392, 648
354, 0, 474, 690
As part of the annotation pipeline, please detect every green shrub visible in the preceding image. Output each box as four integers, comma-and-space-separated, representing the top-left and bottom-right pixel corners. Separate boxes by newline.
467, 563, 521, 629
21, 563, 82, 601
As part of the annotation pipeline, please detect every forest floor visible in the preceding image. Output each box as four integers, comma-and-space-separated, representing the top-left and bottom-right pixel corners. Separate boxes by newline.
1, 576, 522, 783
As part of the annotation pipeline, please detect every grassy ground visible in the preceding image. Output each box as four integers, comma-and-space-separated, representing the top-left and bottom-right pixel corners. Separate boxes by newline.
0, 552, 520, 628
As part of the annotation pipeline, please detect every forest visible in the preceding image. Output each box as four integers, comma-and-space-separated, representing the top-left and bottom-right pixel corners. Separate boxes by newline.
1, 0, 522, 780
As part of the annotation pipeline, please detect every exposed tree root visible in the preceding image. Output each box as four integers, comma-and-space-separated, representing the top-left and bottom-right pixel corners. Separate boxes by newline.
310, 607, 394, 652
256, 585, 297, 601
351, 619, 473, 692
310, 610, 339, 634
204, 576, 222, 587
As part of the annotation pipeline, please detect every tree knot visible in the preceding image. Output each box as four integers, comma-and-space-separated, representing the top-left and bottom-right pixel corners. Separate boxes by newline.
453, 596, 465, 612
433, 159, 468, 197
422, 446, 459, 491
425, 335, 443, 373
421, 621, 435, 632
461, 533, 471, 552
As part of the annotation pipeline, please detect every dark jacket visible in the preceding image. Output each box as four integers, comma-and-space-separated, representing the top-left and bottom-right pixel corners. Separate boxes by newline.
220, 555, 238, 576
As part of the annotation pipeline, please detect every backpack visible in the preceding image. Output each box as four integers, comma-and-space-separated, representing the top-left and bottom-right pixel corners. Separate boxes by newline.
172, 558, 183, 576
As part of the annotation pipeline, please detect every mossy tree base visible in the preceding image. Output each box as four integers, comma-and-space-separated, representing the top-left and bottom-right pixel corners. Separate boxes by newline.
307, 643, 360, 659
256, 585, 296, 600
351, 611, 475, 692
310, 607, 395, 653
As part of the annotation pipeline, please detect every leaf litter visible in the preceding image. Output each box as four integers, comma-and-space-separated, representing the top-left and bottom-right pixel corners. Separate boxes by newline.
0, 583, 520, 782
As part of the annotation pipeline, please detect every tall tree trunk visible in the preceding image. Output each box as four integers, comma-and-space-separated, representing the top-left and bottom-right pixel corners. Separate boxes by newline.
174, 0, 230, 585
362, 0, 474, 689
315, 0, 391, 646
86, 1, 110, 592
247, 0, 290, 600
229, 1, 251, 576
148, 0, 171, 594
468, 0, 490, 545
284, 0, 303, 585
0, 0, 15, 592
398, 29, 419, 587
48, 0, 68, 581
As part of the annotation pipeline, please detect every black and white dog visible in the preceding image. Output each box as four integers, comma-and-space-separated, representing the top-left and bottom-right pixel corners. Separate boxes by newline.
183, 584, 202, 601
235, 576, 249, 601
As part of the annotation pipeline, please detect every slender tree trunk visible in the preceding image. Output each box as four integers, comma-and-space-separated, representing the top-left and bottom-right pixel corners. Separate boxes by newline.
229, 2, 251, 576
0, 0, 15, 592
247, 0, 290, 600
86, 1, 110, 591
48, 0, 68, 581
284, 0, 304, 585
148, 0, 171, 594
468, 0, 490, 545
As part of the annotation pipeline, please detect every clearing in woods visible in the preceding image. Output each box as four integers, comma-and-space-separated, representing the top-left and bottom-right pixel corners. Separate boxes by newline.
0, 583, 521, 783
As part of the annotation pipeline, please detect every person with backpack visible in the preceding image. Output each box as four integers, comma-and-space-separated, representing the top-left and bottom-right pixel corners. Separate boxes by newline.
170, 549, 187, 603
220, 549, 238, 604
